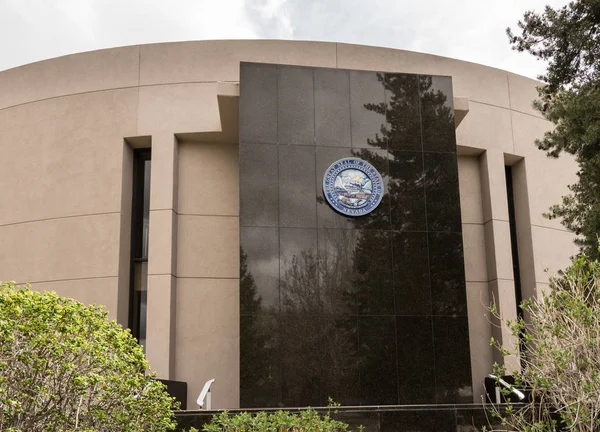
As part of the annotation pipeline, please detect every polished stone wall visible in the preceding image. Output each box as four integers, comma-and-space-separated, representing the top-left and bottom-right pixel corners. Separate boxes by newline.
239, 62, 471, 407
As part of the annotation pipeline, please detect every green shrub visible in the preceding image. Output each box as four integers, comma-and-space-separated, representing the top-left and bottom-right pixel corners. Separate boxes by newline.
488, 252, 600, 431
0, 281, 177, 432
202, 408, 350, 432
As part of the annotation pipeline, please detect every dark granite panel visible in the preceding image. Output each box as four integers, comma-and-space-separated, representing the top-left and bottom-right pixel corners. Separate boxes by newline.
389, 150, 426, 231
279, 145, 317, 227
317, 228, 358, 315
335, 411, 381, 432
420, 75, 456, 153
456, 408, 494, 432
240, 314, 282, 408
315, 68, 352, 147
380, 409, 456, 432
388, 150, 425, 198
239, 63, 278, 144
157, 379, 187, 410
240, 227, 280, 313
279, 314, 324, 407
239, 143, 278, 227
428, 232, 467, 316
359, 316, 398, 405
424, 152, 461, 232
321, 315, 360, 405
278, 66, 315, 145
280, 314, 359, 407
396, 316, 435, 404
384, 73, 421, 151
392, 231, 431, 316
353, 230, 394, 316
280, 228, 318, 313
350, 71, 387, 149
433, 316, 473, 403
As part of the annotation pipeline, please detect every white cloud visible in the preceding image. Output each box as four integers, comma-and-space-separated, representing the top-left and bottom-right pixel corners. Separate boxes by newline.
0, 0, 570, 78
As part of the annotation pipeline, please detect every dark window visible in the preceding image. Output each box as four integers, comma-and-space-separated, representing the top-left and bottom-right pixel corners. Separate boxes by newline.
505, 166, 523, 318
130, 150, 151, 350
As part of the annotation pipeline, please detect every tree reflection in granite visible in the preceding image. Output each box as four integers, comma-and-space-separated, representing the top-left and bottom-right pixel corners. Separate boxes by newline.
240, 248, 280, 408
239, 65, 471, 407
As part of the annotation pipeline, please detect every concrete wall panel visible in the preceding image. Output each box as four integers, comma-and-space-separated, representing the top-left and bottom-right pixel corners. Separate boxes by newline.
0, 46, 139, 110
0, 213, 120, 284
140, 40, 337, 85
465, 281, 493, 402
455, 102, 513, 153
508, 72, 543, 118
175, 278, 239, 409
458, 155, 484, 225
176, 215, 239, 278
137, 83, 221, 136
0, 89, 138, 226
531, 225, 579, 284
178, 142, 239, 216
30, 277, 120, 321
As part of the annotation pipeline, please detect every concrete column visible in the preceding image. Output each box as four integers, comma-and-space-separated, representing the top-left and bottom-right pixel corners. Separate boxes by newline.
479, 149, 520, 373
116, 142, 134, 328
146, 132, 178, 379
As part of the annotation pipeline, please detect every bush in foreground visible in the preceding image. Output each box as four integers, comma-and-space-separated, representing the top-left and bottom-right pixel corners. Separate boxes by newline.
201, 408, 350, 432
488, 253, 600, 431
0, 281, 177, 432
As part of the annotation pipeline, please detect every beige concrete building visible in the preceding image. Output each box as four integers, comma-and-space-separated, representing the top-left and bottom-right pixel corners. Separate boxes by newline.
0, 40, 578, 410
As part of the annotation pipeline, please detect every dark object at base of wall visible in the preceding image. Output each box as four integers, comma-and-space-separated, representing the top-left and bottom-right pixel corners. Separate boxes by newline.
175, 404, 504, 432
157, 379, 187, 410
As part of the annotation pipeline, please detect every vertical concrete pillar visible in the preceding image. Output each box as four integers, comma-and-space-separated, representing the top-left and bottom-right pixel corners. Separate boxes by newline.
479, 149, 520, 373
511, 159, 537, 305
146, 132, 178, 379
116, 142, 134, 329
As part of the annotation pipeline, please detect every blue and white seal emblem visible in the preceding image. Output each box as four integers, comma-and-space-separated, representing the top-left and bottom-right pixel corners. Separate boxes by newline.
323, 158, 384, 217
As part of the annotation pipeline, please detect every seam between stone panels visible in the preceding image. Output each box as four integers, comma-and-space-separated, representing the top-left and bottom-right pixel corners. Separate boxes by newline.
506, 75, 516, 154
482, 217, 511, 225
136, 46, 141, 134
153, 209, 239, 217
0, 81, 237, 112
176, 276, 240, 280
462, 99, 547, 121
176, 213, 239, 218
487, 277, 516, 283
0, 86, 140, 111
0, 211, 121, 229
16, 275, 118, 285
530, 223, 573, 234
418, 74, 439, 402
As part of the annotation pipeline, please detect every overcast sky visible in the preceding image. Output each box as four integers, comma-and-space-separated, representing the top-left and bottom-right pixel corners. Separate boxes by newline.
0, 0, 568, 78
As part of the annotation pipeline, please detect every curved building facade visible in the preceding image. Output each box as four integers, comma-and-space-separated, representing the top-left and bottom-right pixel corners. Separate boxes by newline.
0, 40, 578, 410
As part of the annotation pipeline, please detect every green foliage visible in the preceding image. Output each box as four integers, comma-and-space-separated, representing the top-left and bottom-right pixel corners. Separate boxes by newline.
488, 254, 600, 431
507, 0, 600, 260
0, 281, 177, 432
202, 408, 350, 432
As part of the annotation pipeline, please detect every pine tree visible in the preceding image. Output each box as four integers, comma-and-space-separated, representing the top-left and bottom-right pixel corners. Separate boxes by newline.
508, 0, 600, 259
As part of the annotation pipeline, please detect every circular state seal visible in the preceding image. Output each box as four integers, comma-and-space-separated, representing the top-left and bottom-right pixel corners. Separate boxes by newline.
323, 158, 384, 217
